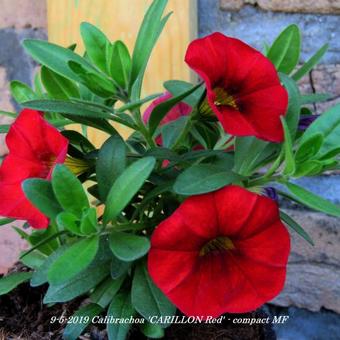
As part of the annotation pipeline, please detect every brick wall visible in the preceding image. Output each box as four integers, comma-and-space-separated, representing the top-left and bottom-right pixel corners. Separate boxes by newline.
198, 0, 340, 329
0, 0, 46, 274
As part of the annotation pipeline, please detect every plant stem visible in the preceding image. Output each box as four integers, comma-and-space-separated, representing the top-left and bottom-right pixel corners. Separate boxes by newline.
263, 148, 284, 179
131, 108, 157, 148
248, 175, 283, 187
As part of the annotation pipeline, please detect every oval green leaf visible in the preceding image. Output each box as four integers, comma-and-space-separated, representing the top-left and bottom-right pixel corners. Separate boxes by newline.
47, 235, 99, 285
286, 182, 340, 218
103, 157, 156, 224
52, 164, 89, 217
109, 231, 150, 261
173, 164, 239, 195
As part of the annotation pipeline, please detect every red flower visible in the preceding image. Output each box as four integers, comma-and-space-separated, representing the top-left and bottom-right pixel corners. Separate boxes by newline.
185, 33, 288, 142
143, 91, 191, 145
148, 185, 290, 317
0, 109, 68, 229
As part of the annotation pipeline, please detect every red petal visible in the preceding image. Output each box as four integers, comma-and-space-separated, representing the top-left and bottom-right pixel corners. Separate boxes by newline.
6, 109, 68, 163
185, 33, 288, 142
0, 181, 48, 229
148, 185, 290, 317
0, 109, 68, 229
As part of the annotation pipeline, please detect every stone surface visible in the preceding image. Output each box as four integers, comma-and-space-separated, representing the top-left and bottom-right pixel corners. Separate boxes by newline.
272, 209, 340, 313
265, 305, 340, 340
0, 29, 46, 110
0, 0, 46, 29
0, 67, 14, 156
199, 1, 340, 64
0, 223, 27, 274
0, 28, 46, 274
312, 64, 340, 113
220, 0, 340, 14
293, 176, 340, 204
220, 0, 244, 11
298, 64, 340, 113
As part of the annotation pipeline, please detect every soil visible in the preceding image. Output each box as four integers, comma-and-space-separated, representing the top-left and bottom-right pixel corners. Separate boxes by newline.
0, 265, 276, 340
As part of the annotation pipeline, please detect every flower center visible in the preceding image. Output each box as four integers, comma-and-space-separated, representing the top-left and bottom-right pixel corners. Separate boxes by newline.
199, 87, 238, 116
64, 156, 90, 176
199, 236, 235, 256
213, 87, 238, 109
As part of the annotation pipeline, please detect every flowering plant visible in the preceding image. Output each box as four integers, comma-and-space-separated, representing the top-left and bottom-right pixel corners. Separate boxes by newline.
0, 0, 339, 339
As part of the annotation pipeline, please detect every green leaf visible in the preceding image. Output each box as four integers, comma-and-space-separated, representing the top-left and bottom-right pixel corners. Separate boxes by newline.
34, 69, 44, 96
90, 276, 125, 308
117, 94, 160, 112
164, 80, 205, 107
299, 104, 340, 158
0, 217, 15, 226
109, 231, 150, 261
0, 272, 32, 296
109, 40, 132, 89
80, 208, 98, 235
280, 211, 314, 246
80, 22, 109, 73
97, 135, 126, 201
10, 80, 36, 103
130, 0, 170, 98
294, 160, 324, 177
48, 235, 99, 285
52, 164, 89, 217
148, 83, 201, 135
281, 117, 296, 175
103, 157, 156, 224
267, 24, 301, 74
280, 73, 300, 138
0, 124, 10, 133
107, 292, 135, 340
111, 255, 131, 279
0, 110, 17, 119
56, 212, 82, 236
233, 137, 269, 176
32, 238, 108, 287
44, 271, 109, 304
161, 116, 188, 149
23, 99, 113, 119
24, 225, 61, 256
173, 164, 239, 195
23, 39, 97, 83
44, 258, 110, 303
292, 43, 328, 81
68, 61, 115, 97
62, 130, 95, 153
131, 262, 175, 326
41, 66, 80, 100
22, 179, 62, 219
295, 133, 324, 163
300, 93, 331, 105
20, 251, 46, 270
63, 303, 103, 340
63, 114, 116, 134
286, 182, 340, 217
140, 322, 165, 339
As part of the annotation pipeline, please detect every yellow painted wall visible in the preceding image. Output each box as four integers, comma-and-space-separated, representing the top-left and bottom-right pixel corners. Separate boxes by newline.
47, 0, 197, 145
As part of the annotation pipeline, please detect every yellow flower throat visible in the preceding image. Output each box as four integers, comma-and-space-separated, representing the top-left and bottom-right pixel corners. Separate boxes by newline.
199, 236, 235, 256
199, 87, 238, 116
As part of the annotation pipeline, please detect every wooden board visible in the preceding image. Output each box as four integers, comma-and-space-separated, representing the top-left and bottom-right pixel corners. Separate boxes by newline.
47, 0, 197, 144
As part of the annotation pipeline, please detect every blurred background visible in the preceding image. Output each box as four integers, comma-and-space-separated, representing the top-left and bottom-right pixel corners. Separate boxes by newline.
0, 1, 339, 339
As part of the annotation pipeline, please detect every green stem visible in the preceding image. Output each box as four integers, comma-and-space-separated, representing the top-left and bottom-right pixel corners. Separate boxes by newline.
248, 175, 283, 187
263, 148, 284, 179
132, 108, 156, 148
